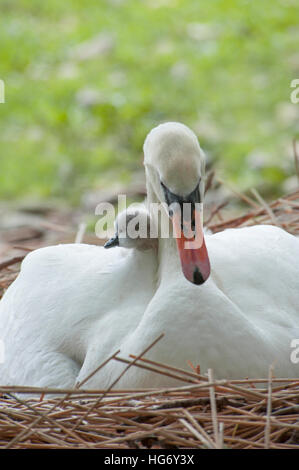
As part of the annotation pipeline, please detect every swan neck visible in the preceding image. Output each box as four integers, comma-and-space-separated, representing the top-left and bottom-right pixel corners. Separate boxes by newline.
145, 179, 180, 282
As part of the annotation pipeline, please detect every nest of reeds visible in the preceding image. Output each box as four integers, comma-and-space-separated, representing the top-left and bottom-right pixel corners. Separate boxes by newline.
1, 371, 299, 448
0, 177, 299, 449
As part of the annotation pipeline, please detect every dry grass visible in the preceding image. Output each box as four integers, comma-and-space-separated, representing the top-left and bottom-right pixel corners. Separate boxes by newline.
1, 365, 299, 449
0, 181, 299, 449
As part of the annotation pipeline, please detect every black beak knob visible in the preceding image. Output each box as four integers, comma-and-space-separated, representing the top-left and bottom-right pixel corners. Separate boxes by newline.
104, 234, 119, 249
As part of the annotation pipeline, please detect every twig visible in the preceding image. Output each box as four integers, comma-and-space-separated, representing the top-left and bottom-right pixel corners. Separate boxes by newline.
179, 418, 207, 448
251, 188, 281, 227
75, 223, 87, 244
204, 170, 215, 195
114, 356, 197, 384
208, 369, 219, 448
75, 349, 120, 389
182, 409, 216, 449
5, 393, 89, 449
72, 333, 165, 431
216, 177, 260, 209
219, 422, 224, 449
0, 256, 25, 271
265, 364, 274, 449
129, 354, 207, 382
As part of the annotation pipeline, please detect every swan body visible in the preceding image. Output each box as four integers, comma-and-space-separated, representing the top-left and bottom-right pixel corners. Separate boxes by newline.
0, 240, 157, 388
1, 122, 299, 390
78, 223, 299, 389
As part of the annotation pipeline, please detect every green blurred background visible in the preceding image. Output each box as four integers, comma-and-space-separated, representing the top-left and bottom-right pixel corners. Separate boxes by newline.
0, 0, 299, 205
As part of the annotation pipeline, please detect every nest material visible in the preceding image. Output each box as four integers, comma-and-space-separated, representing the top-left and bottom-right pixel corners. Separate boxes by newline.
1, 373, 299, 448
0, 185, 299, 449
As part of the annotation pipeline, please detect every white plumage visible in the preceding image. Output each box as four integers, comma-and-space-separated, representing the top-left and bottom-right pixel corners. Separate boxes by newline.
1, 122, 299, 390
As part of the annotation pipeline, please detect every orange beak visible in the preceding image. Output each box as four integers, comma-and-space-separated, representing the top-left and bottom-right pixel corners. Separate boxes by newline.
172, 206, 210, 285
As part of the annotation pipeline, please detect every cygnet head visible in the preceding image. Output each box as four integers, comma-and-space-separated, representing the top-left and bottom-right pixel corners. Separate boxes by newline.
104, 207, 157, 251
143, 122, 210, 285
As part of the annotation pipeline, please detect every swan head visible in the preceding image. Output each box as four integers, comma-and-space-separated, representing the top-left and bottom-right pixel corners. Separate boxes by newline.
143, 122, 210, 285
104, 207, 157, 251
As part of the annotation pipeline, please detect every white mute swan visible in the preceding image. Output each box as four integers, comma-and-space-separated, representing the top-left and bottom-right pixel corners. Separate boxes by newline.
0, 208, 157, 388
1, 121, 299, 390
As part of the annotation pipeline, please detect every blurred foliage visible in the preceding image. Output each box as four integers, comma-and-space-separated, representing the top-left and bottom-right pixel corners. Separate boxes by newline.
0, 0, 299, 204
